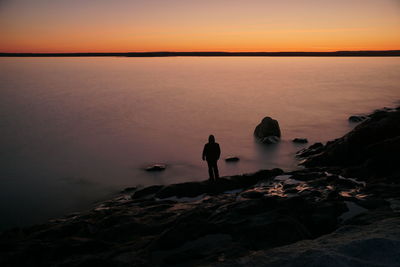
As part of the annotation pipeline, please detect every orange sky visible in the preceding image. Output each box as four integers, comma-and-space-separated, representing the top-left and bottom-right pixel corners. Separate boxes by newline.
1, 0, 400, 53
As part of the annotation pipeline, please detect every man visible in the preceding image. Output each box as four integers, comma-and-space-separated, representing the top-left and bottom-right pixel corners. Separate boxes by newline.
202, 135, 221, 180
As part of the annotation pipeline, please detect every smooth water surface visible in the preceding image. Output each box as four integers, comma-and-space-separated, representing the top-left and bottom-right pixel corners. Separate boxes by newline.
1, 57, 399, 229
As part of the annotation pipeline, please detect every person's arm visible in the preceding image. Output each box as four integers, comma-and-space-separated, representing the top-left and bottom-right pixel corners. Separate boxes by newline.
202, 144, 207, 161
216, 144, 221, 160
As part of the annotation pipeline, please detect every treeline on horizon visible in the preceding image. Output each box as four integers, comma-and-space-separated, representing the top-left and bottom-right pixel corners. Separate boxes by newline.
1, 50, 400, 57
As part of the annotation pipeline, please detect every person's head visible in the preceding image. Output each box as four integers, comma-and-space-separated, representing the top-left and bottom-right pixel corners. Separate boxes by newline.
208, 135, 215, 143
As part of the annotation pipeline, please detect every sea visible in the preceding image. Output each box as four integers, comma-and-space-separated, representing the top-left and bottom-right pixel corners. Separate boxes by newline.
1, 56, 399, 230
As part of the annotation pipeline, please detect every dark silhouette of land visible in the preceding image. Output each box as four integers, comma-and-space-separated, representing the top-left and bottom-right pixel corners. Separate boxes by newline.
202, 135, 221, 180
1, 50, 400, 57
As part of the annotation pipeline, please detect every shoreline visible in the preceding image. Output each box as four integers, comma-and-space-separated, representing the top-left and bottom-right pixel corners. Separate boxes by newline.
1, 105, 399, 266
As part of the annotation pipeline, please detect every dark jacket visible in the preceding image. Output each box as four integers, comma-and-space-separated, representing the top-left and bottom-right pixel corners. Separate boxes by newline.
202, 142, 221, 162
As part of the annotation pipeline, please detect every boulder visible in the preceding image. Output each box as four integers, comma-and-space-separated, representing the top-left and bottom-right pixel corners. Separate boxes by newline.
254, 117, 281, 142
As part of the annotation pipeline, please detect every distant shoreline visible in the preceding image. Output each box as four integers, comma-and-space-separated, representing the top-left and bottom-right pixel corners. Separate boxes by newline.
1, 50, 400, 57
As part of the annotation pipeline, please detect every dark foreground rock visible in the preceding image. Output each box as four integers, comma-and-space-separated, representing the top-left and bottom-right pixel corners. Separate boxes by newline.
298, 107, 400, 181
133, 168, 283, 199
219, 216, 400, 266
2, 164, 396, 267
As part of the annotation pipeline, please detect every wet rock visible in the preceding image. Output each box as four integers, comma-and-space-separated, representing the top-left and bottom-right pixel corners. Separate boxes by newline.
156, 181, 209, 199
240, 190, 264, 199
151, 234, 237, 266
348, 115, 368, 123
356, 198, 389, 210
145, 164, 166, 172
230, 168, 284, 188
292, 138, 308, 144
289, 171, 324, 181
285, 188, 298, 194
299, 189, 322, 199
207, 198, 313, 250
120, 187, 137, 194
365, 183, 400, 199
363, 135, 400, 177
155, 207, 216, 250
327, 190, 341, 201
236, 214, 311, 250
220, 217, 400, 267
132, 185, 164, 199
307, 177, 329, 187
297, 142, 324, 158
225, 156, 240, 162
326, 175, 359, 188
254, 117, 281, 142
154, 168, 284, 199
308, 201, 348, 236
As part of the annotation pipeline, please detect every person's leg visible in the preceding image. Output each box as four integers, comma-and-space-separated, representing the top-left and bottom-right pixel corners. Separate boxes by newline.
207, 161, 214, 180
213, 161, 219, 179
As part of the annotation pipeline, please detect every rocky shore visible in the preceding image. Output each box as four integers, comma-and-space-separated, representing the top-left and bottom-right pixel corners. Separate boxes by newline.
1, 107, 399, 267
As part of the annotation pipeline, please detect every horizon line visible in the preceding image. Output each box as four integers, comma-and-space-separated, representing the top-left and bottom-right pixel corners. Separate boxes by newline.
1, 50, 400, 57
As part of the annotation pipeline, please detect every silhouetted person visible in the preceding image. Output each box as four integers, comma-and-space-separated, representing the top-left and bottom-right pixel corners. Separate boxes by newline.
202, 135, 221, 181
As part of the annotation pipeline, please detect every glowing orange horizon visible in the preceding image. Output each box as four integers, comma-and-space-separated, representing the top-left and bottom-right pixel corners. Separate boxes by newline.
1, 0, 399, 54
2, 29, 399, 53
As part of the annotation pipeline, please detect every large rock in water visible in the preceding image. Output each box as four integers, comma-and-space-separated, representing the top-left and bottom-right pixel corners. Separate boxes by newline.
254, 117, 281, 143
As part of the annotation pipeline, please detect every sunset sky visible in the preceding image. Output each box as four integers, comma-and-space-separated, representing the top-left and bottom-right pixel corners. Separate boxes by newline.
1, 0, 399, 53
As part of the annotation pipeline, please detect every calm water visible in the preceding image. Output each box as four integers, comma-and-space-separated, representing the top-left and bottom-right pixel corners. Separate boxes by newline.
1, 57, 399, 230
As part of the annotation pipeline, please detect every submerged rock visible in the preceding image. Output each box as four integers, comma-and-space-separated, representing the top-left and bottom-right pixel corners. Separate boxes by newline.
225, 156, 240, 162
292, 138, 308, 144
146, 164, 166, 172
254, 117, 281, 142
